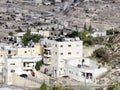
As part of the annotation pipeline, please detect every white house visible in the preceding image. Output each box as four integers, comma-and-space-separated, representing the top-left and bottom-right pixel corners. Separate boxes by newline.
7, 55, 42, 75
89, 31, 106, 37
64, 57, 107, 83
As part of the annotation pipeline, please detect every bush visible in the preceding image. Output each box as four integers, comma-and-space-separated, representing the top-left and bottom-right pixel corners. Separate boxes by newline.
22, 30, 43, 46
107, 29, 113, 35
65, 31, 79, 38
35, 60, 43, 71
83, 37, 94, 46
39, 83, 47, 90
93, 48, 106, 58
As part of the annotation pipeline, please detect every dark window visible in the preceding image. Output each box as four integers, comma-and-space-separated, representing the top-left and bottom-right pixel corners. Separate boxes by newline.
10, 63, 15, 65
55, 52, 57, 55
11, 69, 15, 73
60, 45, 63, 47
68, 45, 71, 47
68, 52, 71, 55
60, 53, 63, 55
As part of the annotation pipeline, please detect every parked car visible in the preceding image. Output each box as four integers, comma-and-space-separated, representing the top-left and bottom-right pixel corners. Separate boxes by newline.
19, 74, 28, 78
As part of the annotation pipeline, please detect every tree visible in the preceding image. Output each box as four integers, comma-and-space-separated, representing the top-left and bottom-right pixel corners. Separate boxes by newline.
78, 30, 88, 40
83, 23, 87, 31
22, 30, 43, 46
52, 85, 61, 90
93, 48, 106, 58
88, 24, 93, 33
107, 29, 113, 35
35, 60, 43, 71
39, 83, 47, 90
65, 31, 79, 38
83, 37, 94, 46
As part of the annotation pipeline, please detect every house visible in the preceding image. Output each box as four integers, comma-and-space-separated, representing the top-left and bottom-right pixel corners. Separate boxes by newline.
6, 55, 42, 75
64, 57, 107, 83
4, 45, 43, 83
87, 31, 106, 37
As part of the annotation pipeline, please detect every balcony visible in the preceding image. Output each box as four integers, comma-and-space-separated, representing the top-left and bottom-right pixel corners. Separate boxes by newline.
23, 66, 32, 70
44, 51, 51, 57
43, 58, 51, 65
44, 54, 51, 57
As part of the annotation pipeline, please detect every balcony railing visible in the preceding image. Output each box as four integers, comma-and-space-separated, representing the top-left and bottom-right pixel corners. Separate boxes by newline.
43, 58, 51, 65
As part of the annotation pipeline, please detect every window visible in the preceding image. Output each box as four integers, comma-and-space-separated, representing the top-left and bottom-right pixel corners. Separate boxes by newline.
11, 69, 15, 73
68, 52, 71, 55
55, 52, 57, 55
60, 53, 63, 55
68, 45, 71, 47
60, 45, 63, 47
10, 63, 15, 65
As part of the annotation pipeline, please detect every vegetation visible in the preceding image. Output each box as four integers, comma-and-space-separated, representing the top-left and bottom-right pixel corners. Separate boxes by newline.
35, 60, 43, 71
65, 30, 94, 46
65, 31, 79, 38
22, 29, 43, 46
83, 36, 94, 46
107, 83, 120, 90
39, 84, 91, 90
92, 47, 109, 63
93, 47, 106, 58
107, 29, 120, 35
39, 83, 47, 90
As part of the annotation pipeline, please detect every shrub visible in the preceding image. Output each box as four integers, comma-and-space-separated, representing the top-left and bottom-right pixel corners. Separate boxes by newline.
35, 60, 43, 71
93, 48, 106, 58
39, 83, 47, 90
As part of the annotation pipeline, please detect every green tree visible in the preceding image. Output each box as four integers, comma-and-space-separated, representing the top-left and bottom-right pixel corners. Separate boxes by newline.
78, 30, 88, 40
107, 29, 113, 35
83, 37, 94, 46
39, 83, 47, 90
83, 23, 87, 31
22, 30, 43, 46
35, 60, 43, 71
52, 85, 61, 90
65, 31, 79, 38
88, 24, 93, 33
93, 47, 106, 58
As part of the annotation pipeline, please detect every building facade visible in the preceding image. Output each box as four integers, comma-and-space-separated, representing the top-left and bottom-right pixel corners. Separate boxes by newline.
41, 37, 83, 77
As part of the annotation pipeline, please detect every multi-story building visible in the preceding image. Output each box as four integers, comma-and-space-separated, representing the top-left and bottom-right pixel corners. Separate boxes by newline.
41, 36, 83, 77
